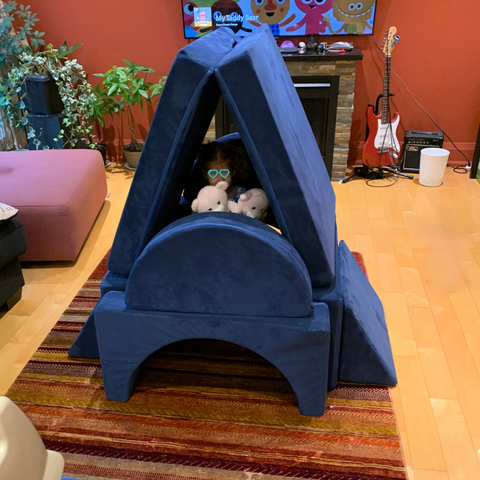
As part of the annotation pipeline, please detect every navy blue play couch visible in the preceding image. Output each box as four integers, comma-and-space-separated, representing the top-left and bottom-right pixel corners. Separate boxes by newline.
70, 26, 397, 416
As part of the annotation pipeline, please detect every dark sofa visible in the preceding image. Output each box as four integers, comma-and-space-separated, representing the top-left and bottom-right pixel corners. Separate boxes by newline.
0, 218, 27, 309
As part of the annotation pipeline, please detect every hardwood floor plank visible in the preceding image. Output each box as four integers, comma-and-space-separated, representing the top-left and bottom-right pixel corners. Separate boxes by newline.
413, 470, 449, 480
394, 356, 446, 471
383, 293, 418, 357
430, 399, 480, 480
376, 253, 404, 293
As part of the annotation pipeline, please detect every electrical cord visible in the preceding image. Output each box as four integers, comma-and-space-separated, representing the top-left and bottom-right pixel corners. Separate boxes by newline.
372, 39, 471, 173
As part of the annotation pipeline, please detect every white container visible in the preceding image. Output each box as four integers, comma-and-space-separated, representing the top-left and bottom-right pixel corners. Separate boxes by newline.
0, 397, 64, 480
419, 148, 450, 187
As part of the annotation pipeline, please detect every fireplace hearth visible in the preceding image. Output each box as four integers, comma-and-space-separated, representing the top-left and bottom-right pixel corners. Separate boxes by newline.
216, 75, 339, 179
207, 48, 362, 181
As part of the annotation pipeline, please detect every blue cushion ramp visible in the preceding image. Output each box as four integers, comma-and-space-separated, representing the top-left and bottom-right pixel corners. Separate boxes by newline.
338, 241, 397, 385
215, 26, 336, 287
126, 212, 312, 318
107, 28, 236, 285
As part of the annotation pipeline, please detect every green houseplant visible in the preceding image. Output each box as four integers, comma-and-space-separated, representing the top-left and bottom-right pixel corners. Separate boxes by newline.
0, 1, 45, 70
1, 44, 94, 149
94, 60, 166, 169
84, 83, 117, 165
0, 2, 93, 149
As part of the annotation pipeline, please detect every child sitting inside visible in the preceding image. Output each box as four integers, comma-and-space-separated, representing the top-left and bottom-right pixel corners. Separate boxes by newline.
196, 141, 250, 202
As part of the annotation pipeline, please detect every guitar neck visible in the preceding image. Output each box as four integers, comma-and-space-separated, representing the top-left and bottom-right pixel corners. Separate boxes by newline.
381, 55, 391, 124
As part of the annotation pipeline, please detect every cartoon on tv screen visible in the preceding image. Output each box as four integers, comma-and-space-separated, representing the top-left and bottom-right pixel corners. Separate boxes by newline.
182, 0, 376, 38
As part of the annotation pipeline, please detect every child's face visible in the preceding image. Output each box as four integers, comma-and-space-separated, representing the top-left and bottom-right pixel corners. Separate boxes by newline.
205, 160, 232, 187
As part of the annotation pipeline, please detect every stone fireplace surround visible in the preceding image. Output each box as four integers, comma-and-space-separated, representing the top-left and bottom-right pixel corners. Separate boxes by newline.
207, 48, 362, 182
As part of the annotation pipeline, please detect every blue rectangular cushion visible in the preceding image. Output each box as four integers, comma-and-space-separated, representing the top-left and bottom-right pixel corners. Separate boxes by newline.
215, 26, 337, 286
313, 232, 343, 390
107, 28, 236, 284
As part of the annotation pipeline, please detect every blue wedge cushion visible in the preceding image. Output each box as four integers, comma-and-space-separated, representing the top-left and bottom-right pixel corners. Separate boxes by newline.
338, 241, 397, 385
126, 212, 313, 318
107, 28, 236, 282
215, 26, 336, 287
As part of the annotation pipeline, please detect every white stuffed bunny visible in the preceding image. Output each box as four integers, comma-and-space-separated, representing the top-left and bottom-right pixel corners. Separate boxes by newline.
191, 181, 241, 214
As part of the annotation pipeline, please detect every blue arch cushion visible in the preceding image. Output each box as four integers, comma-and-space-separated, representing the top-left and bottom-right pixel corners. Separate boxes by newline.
126, 212, 313, 318
215, 26, 337, 287
107, 28, 236, 284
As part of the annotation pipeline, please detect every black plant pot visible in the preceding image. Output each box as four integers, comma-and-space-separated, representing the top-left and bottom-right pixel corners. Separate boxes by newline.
94, 143, 108, 166
27, 113, 87, 150
21, 75, 63, 115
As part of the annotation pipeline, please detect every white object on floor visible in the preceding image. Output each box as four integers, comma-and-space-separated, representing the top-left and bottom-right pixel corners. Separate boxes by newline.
0, 397, 65, 480
419, 148, 450, 187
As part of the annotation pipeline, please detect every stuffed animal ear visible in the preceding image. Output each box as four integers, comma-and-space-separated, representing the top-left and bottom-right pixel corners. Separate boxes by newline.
191, 199, 199, 212
216, 181, 229, 191
240, 192, 252, 202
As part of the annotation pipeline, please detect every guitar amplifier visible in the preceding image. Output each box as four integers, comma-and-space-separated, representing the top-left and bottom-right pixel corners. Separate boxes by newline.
400, 130, 444, 173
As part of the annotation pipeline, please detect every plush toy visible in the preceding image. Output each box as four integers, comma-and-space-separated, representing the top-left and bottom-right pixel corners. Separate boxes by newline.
191, 181, 241, 214
238, 188, 269, 221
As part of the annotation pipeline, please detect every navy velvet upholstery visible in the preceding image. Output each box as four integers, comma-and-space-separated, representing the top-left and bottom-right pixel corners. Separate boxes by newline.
215, 26, 336, 287
70, 26, 397, 411
108, 28, 236, 284
96, 292, 331, 416
126, 213, 312, 318
312, 235, 343, 390
70, 29, 235, 358
337, 241, 397, 385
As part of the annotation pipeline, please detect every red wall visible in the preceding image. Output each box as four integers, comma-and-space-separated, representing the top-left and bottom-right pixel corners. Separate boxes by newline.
28, 0, 480, 164
343, 0, 480, 165
28, 0, 188, 154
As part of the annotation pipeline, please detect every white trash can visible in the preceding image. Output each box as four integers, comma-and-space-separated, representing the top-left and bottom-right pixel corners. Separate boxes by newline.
419, 148, 450, 187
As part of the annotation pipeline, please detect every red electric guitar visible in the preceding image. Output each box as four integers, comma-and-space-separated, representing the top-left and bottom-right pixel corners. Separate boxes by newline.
363, 27, 401, 167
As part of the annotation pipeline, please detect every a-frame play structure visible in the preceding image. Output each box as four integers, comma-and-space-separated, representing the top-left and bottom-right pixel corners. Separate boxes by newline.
70, 26, 397, 416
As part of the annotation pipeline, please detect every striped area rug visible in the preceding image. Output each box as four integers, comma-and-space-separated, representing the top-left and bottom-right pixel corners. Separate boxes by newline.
7, 253, 407, 480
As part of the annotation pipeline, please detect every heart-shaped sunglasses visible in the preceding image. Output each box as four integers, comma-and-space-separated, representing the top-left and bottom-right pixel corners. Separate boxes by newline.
208, 169, 230, 179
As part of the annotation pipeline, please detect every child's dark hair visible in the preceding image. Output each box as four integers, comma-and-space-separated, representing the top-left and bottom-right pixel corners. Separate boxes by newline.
197, 141, 250, 181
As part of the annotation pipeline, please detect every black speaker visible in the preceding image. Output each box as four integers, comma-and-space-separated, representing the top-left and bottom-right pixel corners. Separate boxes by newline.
400, 130, 444, 173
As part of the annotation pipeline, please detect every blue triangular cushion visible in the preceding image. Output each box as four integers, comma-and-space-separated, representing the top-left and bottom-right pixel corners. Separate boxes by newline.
338, 241, 397, 385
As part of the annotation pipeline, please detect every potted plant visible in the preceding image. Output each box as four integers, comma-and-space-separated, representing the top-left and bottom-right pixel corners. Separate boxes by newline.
85, 84, 117, 166
0, 2, 92, 149
0, 2, 83, 116
0, 42, 95, 149
94, 60, 166, 169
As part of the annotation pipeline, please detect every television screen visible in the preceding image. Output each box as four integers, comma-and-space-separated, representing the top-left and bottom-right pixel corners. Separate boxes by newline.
182, 0, 376, 39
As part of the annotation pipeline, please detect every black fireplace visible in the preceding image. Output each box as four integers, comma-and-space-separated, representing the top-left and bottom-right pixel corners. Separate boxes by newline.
215, 75, 339, 178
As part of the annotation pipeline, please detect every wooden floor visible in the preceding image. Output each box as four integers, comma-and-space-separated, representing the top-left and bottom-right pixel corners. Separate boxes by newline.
1, 166, 480, 480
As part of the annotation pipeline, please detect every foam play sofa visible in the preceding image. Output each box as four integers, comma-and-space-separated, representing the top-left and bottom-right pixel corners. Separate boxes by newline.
0, 149, 107, 261
69, 26, 397, 416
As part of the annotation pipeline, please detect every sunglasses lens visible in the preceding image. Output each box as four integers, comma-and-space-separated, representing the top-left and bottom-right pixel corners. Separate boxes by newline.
220, 169, 230, 179
208, 170, 218, 179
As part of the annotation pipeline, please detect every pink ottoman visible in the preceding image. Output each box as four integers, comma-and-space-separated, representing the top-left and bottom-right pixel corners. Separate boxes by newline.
0, 150, 107, 261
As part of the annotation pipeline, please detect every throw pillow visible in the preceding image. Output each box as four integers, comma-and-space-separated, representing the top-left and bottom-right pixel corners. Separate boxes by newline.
0, 202, 18, 223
